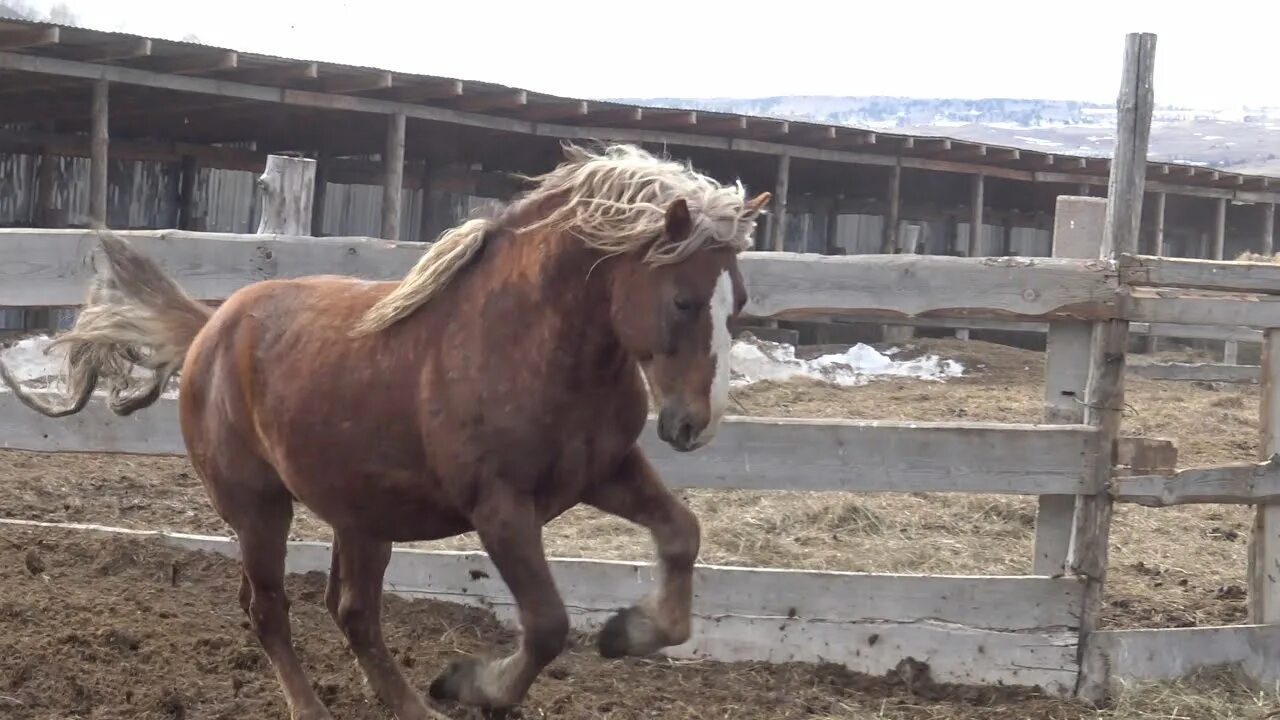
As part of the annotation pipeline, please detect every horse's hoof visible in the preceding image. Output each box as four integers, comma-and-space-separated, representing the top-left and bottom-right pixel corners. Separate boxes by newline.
428, 657, 484, 703
598, 607, 639, 658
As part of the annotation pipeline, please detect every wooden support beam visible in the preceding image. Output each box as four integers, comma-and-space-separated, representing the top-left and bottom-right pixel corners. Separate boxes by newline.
643, 110, 697, 128
89, 79, 108, 229
390, 79, 464, 101
146, 51, 237, 75
382, 113, 407, 241
1146, 192, 1166, 357
255, 155, 316, 235
969, 174, 985, 256
66, 37, 152, 62
1264, 204, 1275, 256
1113, 459, 1280, 505
1074, 31, 1155, 704
825, 197, 841, 255
588, 107, 642, 124
771, 154, 790, 251
229, 62, 319, 84
177, 154, 199, 231
700, 115, 747, 133
304, 153, 326, 237
882, 162, 901, 253
0, 25, 59, 50
35, 139, 56, 227
455, 89, 527, 112
1213, 196, 1227, 260
317, 70, 392, 94
520, 101, 588, 121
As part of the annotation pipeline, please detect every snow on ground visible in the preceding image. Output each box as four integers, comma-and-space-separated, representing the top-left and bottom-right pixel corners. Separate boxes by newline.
3, 334, 966, 394
729, 335, 963, 387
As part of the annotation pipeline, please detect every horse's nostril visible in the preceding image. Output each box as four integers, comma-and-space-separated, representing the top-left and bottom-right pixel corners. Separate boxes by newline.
676, 420, 695, 447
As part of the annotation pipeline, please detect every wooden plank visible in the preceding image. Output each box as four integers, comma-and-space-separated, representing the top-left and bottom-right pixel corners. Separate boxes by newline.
0, 25, 58, 50
1116, 456, 1280, 506
1074, 32, 1155, 703
0, 230, 426, 307
740, 253, 1117, 322
1128, 362, 1259, 383
1124, 290, 1280, 328
771, 154, 790, 251
0, 518, 1082, 696
812, 314, 1260, 342
382, 112, 406, 241
89, 79, 107, 229
1120, 253, 1280, 295
0, 231, 1119, 321
0, 390, 1102, 496
1095, 624, 1280, 690
1251, 328, 1280, 624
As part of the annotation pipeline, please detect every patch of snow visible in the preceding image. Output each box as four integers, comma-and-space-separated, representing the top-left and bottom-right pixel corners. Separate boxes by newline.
729, 336, 963, 388
1013, 136, 1062, 147
1202, 135, 1225, 141
0, 335, 63, 384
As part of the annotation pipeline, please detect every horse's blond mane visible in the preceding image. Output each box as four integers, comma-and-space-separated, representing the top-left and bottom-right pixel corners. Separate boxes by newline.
351, 143, 761, 335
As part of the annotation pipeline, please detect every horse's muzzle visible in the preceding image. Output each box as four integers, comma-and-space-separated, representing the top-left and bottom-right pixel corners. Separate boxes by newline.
657, 403, 707, 453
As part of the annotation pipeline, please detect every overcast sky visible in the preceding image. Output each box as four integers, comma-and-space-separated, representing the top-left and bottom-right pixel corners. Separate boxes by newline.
21, 0, 1280, 108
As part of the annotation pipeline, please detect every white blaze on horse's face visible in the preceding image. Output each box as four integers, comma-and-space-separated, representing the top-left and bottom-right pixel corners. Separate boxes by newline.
694, 269, 734, 446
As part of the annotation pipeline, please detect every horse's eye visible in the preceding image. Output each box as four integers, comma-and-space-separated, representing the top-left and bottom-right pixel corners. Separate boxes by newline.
673, 297, 697, 313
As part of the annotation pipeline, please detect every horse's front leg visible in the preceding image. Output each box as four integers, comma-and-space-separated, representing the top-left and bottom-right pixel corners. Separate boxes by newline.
584, 447, 700, 657
429, 492, 569, 710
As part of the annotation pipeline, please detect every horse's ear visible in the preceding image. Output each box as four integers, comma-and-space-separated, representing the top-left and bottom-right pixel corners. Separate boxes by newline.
743, 192, 771, 218
664, 198, 693, 242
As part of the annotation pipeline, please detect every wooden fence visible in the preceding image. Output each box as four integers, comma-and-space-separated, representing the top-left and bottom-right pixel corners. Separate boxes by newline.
7, 33, 1280, 703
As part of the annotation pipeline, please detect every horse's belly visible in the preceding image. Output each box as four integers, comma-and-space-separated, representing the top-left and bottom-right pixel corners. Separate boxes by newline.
277, 456, 471, 542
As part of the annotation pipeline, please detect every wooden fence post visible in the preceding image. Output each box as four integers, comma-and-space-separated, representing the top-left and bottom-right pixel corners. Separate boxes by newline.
1035, 195, 1107, 577
1074, 31, 1156, 703
89, 79, 108, 229
771, 154, 790, 251
255, 154, 316, 235
1251, 331, 1280, 625
381, 112, 406, 241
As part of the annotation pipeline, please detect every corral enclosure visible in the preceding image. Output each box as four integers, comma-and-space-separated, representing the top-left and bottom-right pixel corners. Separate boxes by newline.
6, 23, 1280, 720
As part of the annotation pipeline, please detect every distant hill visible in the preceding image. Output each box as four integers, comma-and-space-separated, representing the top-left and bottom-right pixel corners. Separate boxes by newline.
613, 96, 1280, 177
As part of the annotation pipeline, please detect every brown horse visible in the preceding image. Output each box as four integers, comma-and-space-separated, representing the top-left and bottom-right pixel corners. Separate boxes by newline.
2, 143, 770, 720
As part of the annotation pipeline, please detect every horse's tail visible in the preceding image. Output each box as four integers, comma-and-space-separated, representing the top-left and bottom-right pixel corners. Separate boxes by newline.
0, 232, 211, 418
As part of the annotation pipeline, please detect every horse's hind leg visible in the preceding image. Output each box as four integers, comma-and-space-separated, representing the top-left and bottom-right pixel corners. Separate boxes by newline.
584, 447, 700, 657
329, 532, 447, 720
229, 489, 332, 720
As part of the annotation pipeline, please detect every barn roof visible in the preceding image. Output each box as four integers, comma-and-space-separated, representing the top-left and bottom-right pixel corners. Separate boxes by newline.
0, 17, 1274, 203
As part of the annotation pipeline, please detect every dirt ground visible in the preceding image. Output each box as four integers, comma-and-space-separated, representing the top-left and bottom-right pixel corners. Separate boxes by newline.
0, 337, 1276, 718
0, 523, 1274, 720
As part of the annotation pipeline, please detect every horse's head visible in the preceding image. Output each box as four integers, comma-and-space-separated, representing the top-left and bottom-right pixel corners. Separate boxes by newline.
611, 191, 770, 452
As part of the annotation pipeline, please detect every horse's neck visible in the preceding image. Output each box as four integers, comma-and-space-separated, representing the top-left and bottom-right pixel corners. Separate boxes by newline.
478, 227, 630, 379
